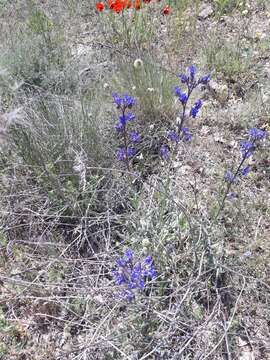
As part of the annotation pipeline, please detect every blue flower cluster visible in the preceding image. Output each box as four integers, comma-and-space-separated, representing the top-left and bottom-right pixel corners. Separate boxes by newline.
191, 99, 203, 118
161, 65, 210, 159
160, 144, 170, 159
112, 249, 157, 302
113, 93, 136, 109
113, 93, 141, 168
225, 127, 267, 184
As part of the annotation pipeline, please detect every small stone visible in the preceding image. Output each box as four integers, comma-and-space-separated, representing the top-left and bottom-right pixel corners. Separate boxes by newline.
198, 4, 213, 19
208, 80, 228, 104
142, 238, 150, 247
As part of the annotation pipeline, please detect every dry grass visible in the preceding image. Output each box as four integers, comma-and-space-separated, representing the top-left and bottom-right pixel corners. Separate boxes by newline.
0, 0, 269, 359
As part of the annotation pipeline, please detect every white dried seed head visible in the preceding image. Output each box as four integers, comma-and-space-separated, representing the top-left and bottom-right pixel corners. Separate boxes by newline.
134, 58, 144, 68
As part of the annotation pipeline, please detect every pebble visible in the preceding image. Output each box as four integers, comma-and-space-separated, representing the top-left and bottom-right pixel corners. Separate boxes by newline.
198, 4, 213, 20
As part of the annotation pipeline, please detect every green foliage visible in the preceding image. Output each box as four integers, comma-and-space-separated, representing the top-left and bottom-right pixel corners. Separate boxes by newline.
213, 0, 246, 15
7, 93, 111, 206
27, 9, 54, 34
204, 38, 249, 79
113, 58, 176, 123
0, 10, 73, 92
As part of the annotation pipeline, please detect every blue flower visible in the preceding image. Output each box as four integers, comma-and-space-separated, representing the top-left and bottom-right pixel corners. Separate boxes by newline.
194, 99, 203, 108
119, 115, 127, 126
129, 131, 141, 143
127, 282, 136, 289
112, 93, 136, 109
123, 94, 136, 108
127, 148, 136, 157
191, 107, 199, 118
181, 127, 192, 141
224, 170, 235, 183
240, 141, 255, 158
188, 65, 197, 81
112, 270, 126, 285
248, 128, 267, 141
178, 73, 189, 84
174, 86, 182, 96
179, 93, 188, 104
148, 266, 157, 279
116, 258, 126, 267
227, 192, 237, 199
167, 131, 180, 143
138, 279, 145, 289
112, 250, 157, 302
241, 166, 250, 176
191, 99, 203, 118
131, 270, 140, 282
115, 122, 123, 132
117, 148, 126, 161
119, 112, 135, 125
125, 249, 134, 261
117, 147, 136, 161
199, 74, 211, 85
122, 290, 135, 302
112, 93, 123, 107
145, 255, 152, 265
160, 145, 170, 159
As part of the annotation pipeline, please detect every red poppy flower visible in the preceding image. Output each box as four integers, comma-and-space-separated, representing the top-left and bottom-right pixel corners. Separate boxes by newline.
109, 0, 132, 12
163, 5, 171, 15
111, 0, 124, 12
126, 0, 132, 8
134, 0, 141, 10
96, 2, 105, 11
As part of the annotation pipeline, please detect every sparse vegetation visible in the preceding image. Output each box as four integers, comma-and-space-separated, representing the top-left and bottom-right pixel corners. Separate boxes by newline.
0, 1, 269, 359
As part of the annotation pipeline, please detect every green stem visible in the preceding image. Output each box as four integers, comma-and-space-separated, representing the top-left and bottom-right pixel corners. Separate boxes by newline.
122, 109, 130, 172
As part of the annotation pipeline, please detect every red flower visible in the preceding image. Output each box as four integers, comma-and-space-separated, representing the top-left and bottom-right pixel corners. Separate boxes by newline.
108, 0, 132, 12
143, 0, 151, 3
163, 5, 171, 15
96, 2, 105, 11
134, 0, 141, 9
126, 0, 133, 8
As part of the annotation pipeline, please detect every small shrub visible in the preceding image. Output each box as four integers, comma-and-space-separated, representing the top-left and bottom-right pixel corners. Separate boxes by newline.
213, 0, 246, 16
0, 9, 75, 92
112, 58, 176, 124
204, 38, 249, 79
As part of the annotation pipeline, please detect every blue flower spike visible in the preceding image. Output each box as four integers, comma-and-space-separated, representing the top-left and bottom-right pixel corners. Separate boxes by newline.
129, 131, 141, 143
113, 93, 140, 169
188, 65, 197, 82
178, 73, 189, 84
167, 131, 180, 144
179, 93, 188, 104
199, 74, 211, 85
191, 99, 203, 118
161, 66, 211, 159
125, 249, 134, 261
224, 170, 236, 184
248, 127, 267, 141
241, 166, 250, 176
224, 127, 268, 186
